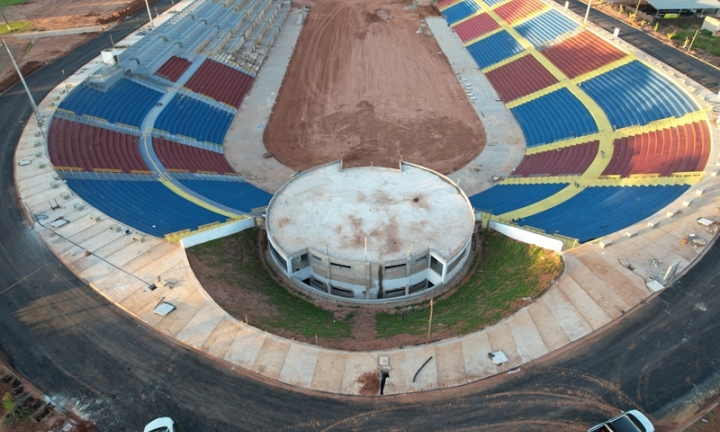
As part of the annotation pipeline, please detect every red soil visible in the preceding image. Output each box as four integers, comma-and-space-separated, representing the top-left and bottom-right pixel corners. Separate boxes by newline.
263, 0, 485, 174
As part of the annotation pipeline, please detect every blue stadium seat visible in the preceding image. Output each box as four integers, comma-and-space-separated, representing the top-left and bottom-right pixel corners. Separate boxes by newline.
518, 184, 689, 242
469, 183, 569, 214
511, 88, 598, 147
514, 10, 578, 47
58, 79, 163, 128
178, 178, 273, 213
65, 175, 226, 236
580, 61, 698, 129
155, 95, 234, 144
442, 0, 480, 24
466, 31, 525, 68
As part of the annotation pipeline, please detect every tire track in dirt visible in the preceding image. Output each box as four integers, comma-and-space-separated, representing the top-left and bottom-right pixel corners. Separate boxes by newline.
264, 0, 486, 174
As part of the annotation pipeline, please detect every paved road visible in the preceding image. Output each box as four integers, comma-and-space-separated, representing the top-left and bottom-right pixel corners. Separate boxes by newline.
556, 0, 720, 93
1, 2, 720, 431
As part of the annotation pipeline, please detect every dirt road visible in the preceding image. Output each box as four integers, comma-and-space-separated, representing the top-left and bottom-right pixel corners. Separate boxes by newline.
264, 0, 486, 173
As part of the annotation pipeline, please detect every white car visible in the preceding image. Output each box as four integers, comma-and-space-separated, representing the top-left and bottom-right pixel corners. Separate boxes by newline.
144, 417, 175, 432
588, 410, 654, 432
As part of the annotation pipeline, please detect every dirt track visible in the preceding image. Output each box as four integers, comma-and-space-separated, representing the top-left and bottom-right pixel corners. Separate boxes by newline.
264, 0, 486, 174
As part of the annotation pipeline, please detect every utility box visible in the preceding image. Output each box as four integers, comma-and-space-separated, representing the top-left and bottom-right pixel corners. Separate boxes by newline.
101, 48, 120, 66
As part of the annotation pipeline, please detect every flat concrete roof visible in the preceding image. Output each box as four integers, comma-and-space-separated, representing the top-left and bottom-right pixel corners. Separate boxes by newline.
267, 162, 475, 262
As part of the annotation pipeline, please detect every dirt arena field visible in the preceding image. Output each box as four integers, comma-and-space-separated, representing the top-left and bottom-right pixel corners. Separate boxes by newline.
264, 0, 486, 174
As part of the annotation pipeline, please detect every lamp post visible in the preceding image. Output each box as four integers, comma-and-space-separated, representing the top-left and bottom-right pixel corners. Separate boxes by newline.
61, 69, 69, 92
584, 0, 592, 23
0, 8, 10, 32
2, 40, 43, 133
144, 0, 154, 29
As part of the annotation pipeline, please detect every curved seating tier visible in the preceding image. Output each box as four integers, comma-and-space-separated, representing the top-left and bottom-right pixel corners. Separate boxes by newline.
153, 138, 236, 174
177, 177, 273, 213
184, 59, 254, 108
510, 88, 598, 147
581, 61, 698, 129
438, 0, 461, 8
514, 9, 577, 48
603, 122, 710, 177
485, 54, 558, 102
518, 185, 690, 242
58, 79, 164, 128
469, 183, 569, 214
441, 0, 707, 244
541, 31, 626, 79
513, 141, 599, 177
453, 13, 499, 43
62, 173, 226, 236
442, 0, 481, 25
466, 30, 525, 69
48, 118, 148, 173
494, 0, 546, 24
155, 95, 234, 145
155, 56, 193, 82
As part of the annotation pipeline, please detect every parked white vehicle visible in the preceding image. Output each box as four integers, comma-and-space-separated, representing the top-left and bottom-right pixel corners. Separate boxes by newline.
144, 417, 175, 432
588, 410, 654, 432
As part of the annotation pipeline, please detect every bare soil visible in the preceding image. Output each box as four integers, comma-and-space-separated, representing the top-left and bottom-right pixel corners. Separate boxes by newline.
355, 370, 380, 395
687, 402, 720, 431
0, 0, 155, 94
264, 0, 486, 174
2, 0, 154, 28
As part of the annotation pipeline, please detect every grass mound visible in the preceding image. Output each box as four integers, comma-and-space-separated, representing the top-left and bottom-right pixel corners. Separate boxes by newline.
188, 229, 353, 340
188, 229, 563, 349
375, 231, 563, 338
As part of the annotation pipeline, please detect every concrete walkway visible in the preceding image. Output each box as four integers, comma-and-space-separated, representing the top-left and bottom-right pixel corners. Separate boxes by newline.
426, 17, 526, 196
13, 2, 720, 396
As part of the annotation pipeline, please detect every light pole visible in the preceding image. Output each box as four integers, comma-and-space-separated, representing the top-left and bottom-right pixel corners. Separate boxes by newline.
635, 0, 642, 15
2, 40, 43, 133
144, 0, 154, 29
61, 69, 69, 92
0, 8, 10, 32
584, 0, 592, 23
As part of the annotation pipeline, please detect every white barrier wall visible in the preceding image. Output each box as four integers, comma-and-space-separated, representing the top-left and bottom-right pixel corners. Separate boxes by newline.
489, 221, 564, 252
180, 218, 256, 248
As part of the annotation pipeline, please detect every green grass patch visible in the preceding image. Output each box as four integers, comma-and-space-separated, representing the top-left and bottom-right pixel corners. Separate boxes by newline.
375, 231, 563, 338
0, 20, 30, 35
189, 229, 563, 347
189, 229, 353, 339
667, 26, 720, 56
0, 0, 27, 7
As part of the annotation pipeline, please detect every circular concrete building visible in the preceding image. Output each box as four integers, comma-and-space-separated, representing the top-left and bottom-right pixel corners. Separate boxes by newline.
265, 161, 476, 304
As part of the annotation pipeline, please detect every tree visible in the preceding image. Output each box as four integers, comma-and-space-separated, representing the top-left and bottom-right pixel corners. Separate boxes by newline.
2, 392, 14, 414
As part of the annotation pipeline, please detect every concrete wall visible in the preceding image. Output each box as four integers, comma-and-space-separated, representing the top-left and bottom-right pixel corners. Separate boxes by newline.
489, 221, 564, 252
180, 217, 255, 248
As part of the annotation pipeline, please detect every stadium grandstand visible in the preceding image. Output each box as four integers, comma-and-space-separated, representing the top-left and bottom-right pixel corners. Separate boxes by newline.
48, 0, 291, 237
440, 0, 710, 245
